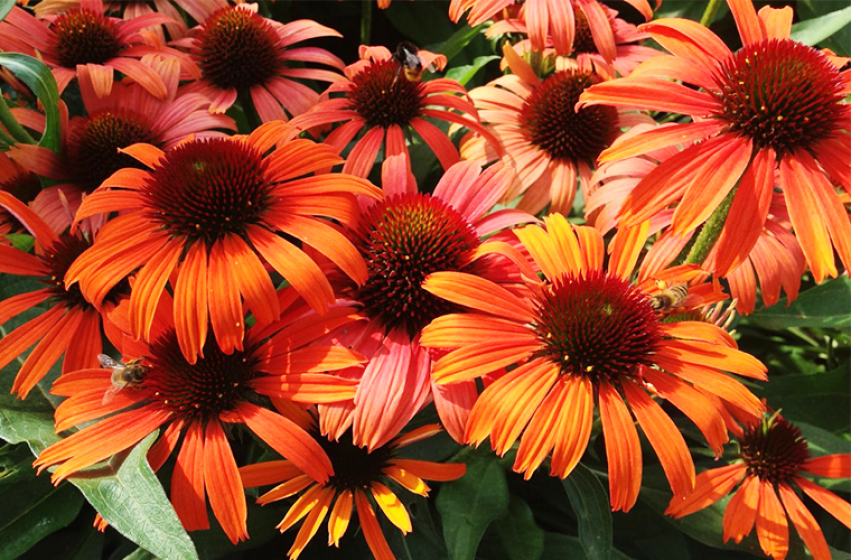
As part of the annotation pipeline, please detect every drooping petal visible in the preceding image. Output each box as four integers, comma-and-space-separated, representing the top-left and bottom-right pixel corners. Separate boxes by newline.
171, 421, 208, 531
755, 481, 789, 560
723, 474, 760, 543
665, 464, 746, 518
778, 483, 831, 560
173, 242, 208, 364
599, 381, 642, 512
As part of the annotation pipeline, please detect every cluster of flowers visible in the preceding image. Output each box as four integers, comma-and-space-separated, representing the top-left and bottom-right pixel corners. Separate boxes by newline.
0, 0, 848, 559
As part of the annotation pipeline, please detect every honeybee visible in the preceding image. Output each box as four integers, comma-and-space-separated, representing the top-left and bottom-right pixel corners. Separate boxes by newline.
99, 354, 149, 405
649, 283, 690, 314
392, 41, 433, 83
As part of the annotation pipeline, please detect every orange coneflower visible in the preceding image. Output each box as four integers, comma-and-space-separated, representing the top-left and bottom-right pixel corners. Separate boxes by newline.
0, 192, 120, 397
667, 413, 851, 560
578, 0, 851, 283
463, 44, 651, 214
586, 130, 806, 315
449, 0, 656, 58
172, 3, 345, 122
314, 155, 534, 450
420, 214, 769, 511
241, 416, 466, 560
9, 59, 234, 235
0, 0, 194, 97
65, 121, 381, 363
290, 45, 496, 178
35, 291, 365, 544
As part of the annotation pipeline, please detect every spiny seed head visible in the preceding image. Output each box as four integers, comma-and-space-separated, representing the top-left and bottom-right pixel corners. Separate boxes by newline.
52, 9, 121, 68
354, 193, 480, 337
739, 415, 810, 484
521, 70, 619, 162
196, 7, 283, 90
142, 138, 271, 244
534, 269, 662, 382
714, 38, 846, 155
144, 331, 261, 418
71, 111, 153, 192
349, 59, 425, 128
318, 431, 393, 491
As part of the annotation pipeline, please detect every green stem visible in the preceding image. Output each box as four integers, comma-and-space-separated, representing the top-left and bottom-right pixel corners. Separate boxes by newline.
361, 0, 373, 46
699, 0, 723, 27
683, 186, 737, 266
237, 90, 261, 133
0, 94, 34, 145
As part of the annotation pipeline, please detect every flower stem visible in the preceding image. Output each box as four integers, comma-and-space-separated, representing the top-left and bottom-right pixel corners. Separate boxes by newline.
238, 90, 262, 133
0, 94, 34, 145
361, 0, 373, 46
700, 0, 723, 27
683, 186, 737, 265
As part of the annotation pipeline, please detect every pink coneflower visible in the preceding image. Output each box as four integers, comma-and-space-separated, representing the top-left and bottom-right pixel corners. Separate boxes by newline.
9, 59, 234, 235
172, 3, 345, 122
449, 0, 656, 57
290, 45, 497, 178
315, 155, 535, 449
463, 44, 651, 214
0, 1, 194, 97
489, 3, 659, 79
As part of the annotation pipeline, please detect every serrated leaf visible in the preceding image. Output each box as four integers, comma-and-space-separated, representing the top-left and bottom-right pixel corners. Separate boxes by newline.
749, 277, 851, 329
436, 450, 509, 560
493, 495, 545, 560
445, 55, 499, 87
71, 433, 199, 560
0, 473, 82, 560
562, 463, 613, 560
0, 53, 61, 152
791, 5, 851, 47
0, 370, 198, 560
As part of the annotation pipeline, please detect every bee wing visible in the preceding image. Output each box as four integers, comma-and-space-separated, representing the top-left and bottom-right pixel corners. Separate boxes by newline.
102, 384, 121, 405
98, 354, 120, 369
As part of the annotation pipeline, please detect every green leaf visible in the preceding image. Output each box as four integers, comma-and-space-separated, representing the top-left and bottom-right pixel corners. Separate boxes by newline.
562, 463, 613, 560
791, 5, 851, 46
493, 496, 545, 560
436, 450, 510, 560
72, 432, 199, 560
444, 55, 499, 87
797, 0, 851, 55
0, 53, 61, 152
541, 534, 637, 560
4, 233, 34, 252
0, 0, 14, 24
748, 277, 851, 330
0, 371, 198, 560
759, 363, 851, 432
0, 444, 83, 560
434, 24, 487, 63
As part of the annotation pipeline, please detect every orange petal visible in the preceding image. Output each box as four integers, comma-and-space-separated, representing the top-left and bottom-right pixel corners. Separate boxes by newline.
599, 381, 642, 512
239, 460, 299, 488
609, 221, 649, 280
246, 224, 334, 315
660, 358, 764, 419
220, 234, 280, 325
327, 490, 353, 547
204, 421, 248, 543
383, 464, 429, 496
804, 455, 851, 479
665, 464, 746, 518
578, 77, 719, 115
778, 483, 831, 560
173, 242, 208, 364
171, 421, 208, 531
658, 339, 767, 380
118, 143, 165, 168
252, 373, 358, 403
130, 240, 182, 341
755, 481, 788, 560
623, 381, 695, 499
423, 271, 534, 322
600, 120, 723, 162
371, 482, 412, 533
354, 490, 395, 560
431, 340, 541, 384
728, 0, 766, 46
288, 486, 334, 559
722, 474, 760, 543
235, 402, 332, 483
795, 477, 851, 529
208, 238, 244, 355
420, 313, 537, 348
